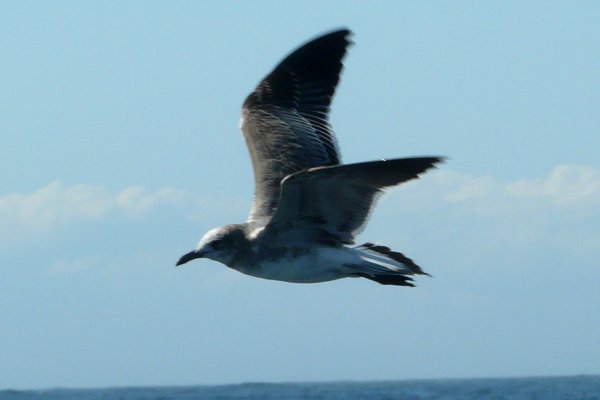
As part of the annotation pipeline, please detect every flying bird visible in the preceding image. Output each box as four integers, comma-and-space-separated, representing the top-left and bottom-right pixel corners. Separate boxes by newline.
176, 29, 443, 286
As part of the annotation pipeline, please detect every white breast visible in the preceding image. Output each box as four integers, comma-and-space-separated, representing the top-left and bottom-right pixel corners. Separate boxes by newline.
239, 246, 354, 283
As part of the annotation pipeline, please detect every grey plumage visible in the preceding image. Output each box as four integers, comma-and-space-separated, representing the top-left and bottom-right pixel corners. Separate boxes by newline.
176, 29, 444, 286
241, 29, 350, 223
263, 157, 442, 245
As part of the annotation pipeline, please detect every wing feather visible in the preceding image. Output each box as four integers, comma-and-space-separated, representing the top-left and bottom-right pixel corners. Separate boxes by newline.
241, 29, 352, 223
262, 157, 444, 244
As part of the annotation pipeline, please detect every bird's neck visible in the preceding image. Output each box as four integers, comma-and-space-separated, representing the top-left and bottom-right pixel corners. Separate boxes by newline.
224, 225, 255, 268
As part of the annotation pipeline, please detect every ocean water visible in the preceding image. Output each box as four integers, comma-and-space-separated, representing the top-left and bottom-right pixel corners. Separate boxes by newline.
2, 376, 599, 400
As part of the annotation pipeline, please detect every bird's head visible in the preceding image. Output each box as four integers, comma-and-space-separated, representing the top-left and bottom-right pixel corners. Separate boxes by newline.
176, 224, 245, 267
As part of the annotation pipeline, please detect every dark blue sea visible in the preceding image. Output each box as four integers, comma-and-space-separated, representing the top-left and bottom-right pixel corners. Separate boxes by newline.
2, 376, 599, 400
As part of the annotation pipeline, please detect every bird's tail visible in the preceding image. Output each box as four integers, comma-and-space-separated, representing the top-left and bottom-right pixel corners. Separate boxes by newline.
346, 242, 430, 287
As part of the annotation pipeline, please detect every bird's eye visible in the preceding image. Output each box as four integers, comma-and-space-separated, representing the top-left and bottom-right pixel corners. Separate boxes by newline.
212, 239, 224, 249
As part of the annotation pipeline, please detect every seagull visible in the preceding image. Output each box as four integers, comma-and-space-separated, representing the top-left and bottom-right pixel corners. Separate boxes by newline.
176, 29, 443, 286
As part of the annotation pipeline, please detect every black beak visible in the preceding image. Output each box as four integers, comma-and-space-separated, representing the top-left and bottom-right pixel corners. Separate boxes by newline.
176, 250, 205, 267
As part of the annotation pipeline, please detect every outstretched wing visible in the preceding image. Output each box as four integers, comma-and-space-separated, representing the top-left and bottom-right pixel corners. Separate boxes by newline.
241, 29, 352, 223
261, 157, 444, 244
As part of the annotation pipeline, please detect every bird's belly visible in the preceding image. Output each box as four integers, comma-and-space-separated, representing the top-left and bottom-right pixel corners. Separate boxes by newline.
240, 247, 349, 283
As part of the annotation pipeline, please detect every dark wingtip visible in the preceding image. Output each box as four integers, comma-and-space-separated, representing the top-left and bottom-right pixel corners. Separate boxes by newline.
406, 156, 447, 179
417, 156, 447, 179
432, 156, 448, 166
418, 156, 447, 169
404, 156, 447, 168
242, 27, 353, 113
309, 27, 352, 41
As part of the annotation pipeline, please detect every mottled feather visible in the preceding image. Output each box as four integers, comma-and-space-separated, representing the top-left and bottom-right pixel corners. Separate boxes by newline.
262, 157, 444, 244
241, 29, 352, 222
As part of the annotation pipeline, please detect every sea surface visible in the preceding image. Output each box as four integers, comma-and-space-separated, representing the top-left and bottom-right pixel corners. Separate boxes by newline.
2, 376, 599, 400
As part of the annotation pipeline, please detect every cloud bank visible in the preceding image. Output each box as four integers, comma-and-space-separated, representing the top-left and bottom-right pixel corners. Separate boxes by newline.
380, 164, 599, 224
381, 164, 600, 277
0, 182, 194, 246
0, 182, 191, 228
445, 165, 600, 206
2, 165, 598, 245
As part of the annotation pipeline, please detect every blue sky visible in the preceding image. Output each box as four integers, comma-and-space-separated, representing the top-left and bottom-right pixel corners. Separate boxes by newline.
2, 0, 599, 389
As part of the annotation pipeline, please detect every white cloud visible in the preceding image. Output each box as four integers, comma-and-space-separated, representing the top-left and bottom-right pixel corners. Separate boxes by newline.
0, 182, 192, 234
3, 165, 599, 249
443, 174, 498, 202
116, 186, 190, 213
375, 164, 600, 265
384, 165, 600, 219
506, 165, 600, 204
426, 164, 600, 210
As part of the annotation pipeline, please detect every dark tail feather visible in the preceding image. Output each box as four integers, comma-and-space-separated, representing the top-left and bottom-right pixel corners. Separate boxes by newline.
357, 242, 430, 276
354, 272, 415, 287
